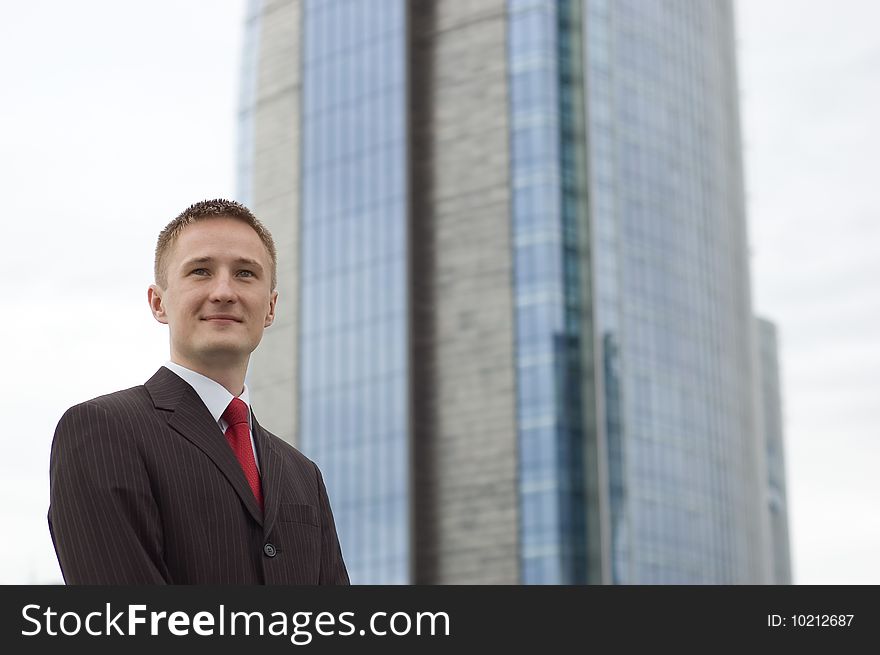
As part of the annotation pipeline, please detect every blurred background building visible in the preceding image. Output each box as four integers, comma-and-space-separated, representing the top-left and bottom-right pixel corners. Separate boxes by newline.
757, 317, 792, 585
238, 0, 791, 584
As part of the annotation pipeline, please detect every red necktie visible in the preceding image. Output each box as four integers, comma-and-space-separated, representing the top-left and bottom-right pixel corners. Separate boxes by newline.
222, 397, 263, 511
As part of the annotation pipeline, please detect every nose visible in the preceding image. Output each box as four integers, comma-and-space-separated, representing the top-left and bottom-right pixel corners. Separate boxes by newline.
208, 272, 237, 303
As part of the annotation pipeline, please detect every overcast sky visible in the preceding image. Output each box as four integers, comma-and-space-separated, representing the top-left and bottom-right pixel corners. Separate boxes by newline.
736, 0, 880, 583
0, 0, 876, 584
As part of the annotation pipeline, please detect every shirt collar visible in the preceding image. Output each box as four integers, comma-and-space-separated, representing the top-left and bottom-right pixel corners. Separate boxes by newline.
163, 361, 251, 428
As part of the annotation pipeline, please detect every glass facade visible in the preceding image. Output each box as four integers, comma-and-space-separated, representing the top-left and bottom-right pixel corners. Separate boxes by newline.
298, 0, 409, 584
584, 0, 758, 582
583, 0, 627, 583
508, 0, 588, 584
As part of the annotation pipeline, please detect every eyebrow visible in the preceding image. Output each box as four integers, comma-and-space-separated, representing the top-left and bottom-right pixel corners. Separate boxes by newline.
181, 256, 264, 272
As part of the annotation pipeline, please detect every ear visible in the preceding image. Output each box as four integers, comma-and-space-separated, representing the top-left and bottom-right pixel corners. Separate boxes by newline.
264, 289, 278, 328
148, 285, 169, 325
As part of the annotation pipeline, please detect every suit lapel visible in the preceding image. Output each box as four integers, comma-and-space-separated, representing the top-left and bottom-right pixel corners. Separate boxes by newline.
251, 410, 283, 538
145, 367, 263, 527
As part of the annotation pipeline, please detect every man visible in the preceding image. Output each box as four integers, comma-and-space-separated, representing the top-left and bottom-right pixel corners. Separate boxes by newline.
48, 199, 349, 585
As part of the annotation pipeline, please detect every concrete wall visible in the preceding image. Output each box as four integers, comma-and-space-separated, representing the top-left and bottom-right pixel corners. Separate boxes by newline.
411, 0, 520, 584
246, 0, 301, 446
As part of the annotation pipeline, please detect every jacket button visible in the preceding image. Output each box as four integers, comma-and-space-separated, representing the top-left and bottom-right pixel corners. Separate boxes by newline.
263, 543, 277, 558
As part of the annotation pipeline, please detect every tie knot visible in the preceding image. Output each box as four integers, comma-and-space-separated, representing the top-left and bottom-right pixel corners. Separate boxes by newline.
222, 397, 249, 427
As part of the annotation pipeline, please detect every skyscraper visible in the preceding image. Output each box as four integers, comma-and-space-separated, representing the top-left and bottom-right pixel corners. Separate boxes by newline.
239, 0, 779, 584
757, 317, 793, 585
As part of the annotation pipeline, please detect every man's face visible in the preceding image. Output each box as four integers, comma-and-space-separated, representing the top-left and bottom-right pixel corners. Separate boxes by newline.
148, 216, 277, 369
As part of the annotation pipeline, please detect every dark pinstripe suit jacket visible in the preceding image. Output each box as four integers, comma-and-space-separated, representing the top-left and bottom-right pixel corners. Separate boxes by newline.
48, 367, 349, 585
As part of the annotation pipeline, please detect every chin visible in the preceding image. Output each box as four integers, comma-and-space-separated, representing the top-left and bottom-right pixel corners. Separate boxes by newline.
192, 342, 247, 358
203, 341, 258, 356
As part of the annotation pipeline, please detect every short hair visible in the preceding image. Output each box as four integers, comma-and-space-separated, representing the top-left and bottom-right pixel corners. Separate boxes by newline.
154, 199, 277, 290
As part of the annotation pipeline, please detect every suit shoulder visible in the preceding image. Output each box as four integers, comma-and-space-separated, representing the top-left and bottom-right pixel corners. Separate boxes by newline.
52, 386, 155, 458
59, 385, 152, 423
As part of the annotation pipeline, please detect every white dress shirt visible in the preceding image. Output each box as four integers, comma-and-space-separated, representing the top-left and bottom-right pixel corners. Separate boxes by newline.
162, 360, 260, 472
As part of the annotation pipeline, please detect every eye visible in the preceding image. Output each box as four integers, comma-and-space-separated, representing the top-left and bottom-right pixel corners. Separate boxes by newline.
189, 268, 254, 278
